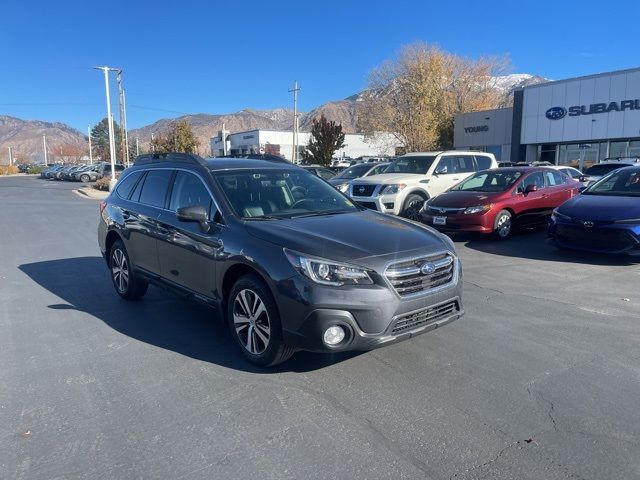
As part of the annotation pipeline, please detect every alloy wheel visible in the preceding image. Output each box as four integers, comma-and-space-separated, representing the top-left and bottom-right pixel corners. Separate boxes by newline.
496, 214, 512, 238
233, 289, 271, 355
111, 248, 129, 293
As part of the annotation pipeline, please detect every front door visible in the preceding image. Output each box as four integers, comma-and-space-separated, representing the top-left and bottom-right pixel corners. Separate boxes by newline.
429, 155, 476, 196
157, 170, 222, 299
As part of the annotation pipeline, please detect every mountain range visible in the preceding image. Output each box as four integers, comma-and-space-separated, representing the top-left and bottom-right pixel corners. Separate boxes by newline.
0, 74, 549, 163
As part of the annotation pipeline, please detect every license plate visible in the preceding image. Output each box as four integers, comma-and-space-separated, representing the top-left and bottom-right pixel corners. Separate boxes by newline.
433, 216, 446, 225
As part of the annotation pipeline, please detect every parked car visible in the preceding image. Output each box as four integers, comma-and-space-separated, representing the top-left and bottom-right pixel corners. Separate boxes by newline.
17, 163, 30, 173
61, 165, 84, 180
329, 162, 390, 192
71, 164, 99, 182
582, 161, 635, 186
549, 166, 640, 255
98, 153, 464, 366
347, 151, 497, 220
82, 162, 125, 181
54, 165, 75, 180
301, 165, 338, 180
40, 165, 60, 178
420, 167, 581, 239
548, 165, 589, 186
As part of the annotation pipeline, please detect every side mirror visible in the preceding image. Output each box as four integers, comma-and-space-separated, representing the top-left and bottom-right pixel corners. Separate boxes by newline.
524, 184, 538, 194
176, 205, 210, 232
578, 175, 588, 182
434, 165, 447, 175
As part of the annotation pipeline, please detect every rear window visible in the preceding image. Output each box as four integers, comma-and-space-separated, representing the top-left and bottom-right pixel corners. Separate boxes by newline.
475, 155, 493, 170
115, 171, 143, 200
138, 170, 173, 208
584, 164, 631, 176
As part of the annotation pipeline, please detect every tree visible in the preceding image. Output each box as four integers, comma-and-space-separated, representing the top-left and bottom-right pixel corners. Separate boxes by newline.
358, 43, 509, 152
150, 120, 200, 154
91, 118, 122, 162
52, 143, 85, 163
304, 114, 346, 166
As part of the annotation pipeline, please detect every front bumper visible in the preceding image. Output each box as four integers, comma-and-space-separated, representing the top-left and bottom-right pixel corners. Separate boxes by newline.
548, 218, 640, 255
419, 211, 494, 233
349, 187, 401, 215
279, 260, 464, 352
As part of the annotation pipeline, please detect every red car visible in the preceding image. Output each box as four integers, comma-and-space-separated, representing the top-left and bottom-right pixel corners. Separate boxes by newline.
419, 167, 581, 239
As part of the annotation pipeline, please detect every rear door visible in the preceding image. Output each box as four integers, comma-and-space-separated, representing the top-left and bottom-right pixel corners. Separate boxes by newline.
157, 170, 222, 298
543, 170, 575, 209
513, 172, 547, 226
125, 169, 173, 276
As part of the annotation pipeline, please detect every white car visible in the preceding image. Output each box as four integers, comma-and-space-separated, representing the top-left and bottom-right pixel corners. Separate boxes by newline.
548, 165, 588, 186
347, 151, 497, 219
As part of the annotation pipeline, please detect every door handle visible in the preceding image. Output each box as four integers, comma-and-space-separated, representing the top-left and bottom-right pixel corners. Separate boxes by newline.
121, 209, 131, 220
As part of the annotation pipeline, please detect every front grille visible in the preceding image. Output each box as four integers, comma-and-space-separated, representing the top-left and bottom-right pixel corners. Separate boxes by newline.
428, 206, 465, 216
385, 252, 456, 297
357, 201, 378, 210
556, 225, 638, 252
392, 300, 459, 334
352, 184, 377, 197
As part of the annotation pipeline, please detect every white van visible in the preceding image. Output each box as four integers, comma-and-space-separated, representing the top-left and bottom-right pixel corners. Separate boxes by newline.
347, 151, 497, 219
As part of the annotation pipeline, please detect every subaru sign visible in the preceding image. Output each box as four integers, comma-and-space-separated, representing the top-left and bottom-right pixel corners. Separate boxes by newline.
546, 107, 567, 120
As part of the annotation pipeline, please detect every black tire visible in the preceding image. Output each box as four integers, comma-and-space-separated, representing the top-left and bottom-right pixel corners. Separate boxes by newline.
80, 174, 90, 182
493, 209, 513, 240
400, 194, 426, 221
109, 239, 148, 300
227, 274, 295, 367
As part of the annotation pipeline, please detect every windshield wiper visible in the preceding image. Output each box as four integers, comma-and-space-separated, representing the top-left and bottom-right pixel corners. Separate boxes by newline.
243, 215, 285, 220
290, 210, 351, 218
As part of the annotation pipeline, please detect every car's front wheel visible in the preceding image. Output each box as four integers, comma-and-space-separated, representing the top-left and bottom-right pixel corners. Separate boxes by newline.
80, 174, 90, 182
493, 210, 513, 240
401, 194, 426, 221
109, 239, 148, 300
227, 274, 295, 367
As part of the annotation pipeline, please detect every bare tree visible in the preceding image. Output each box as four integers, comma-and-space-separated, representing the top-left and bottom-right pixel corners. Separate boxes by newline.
358, 43, 509, 152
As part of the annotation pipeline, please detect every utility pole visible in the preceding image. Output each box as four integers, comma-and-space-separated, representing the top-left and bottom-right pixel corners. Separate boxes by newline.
88, 125, 93, 164
8, 146, 13, 166
43, 135, 48, 166
116, 70, 129, 166
122, 89, 130, 166
94, 66, 118, 190
135, 137, 139, 156
288, 81, 300, 163
151, 133, 155, 152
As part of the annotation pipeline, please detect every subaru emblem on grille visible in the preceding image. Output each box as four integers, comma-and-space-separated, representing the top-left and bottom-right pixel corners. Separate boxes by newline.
439, 208, 446, 214
583, 221, 594, 228
420, 262, 436, 275
358, 186, 365, 194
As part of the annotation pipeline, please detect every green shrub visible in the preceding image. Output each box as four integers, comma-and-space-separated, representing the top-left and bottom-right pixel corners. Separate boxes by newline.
0, 165, 19, 175
27, 165, 47, 174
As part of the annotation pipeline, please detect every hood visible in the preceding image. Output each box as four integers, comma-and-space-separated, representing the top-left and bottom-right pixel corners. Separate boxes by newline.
428, 190, 504, 208
244, 210, 450, 267
350, 173, 425, 185
328, 177, 349, 186
558, 194, 640, 222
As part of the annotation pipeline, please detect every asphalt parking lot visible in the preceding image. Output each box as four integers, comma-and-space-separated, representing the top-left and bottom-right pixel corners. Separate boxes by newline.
1, 176, 639, 480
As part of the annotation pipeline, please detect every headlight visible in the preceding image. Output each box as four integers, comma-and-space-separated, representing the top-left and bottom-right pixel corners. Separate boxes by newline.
551, 208, 572, 221
380, 184, 406, 195
338, 183, 349, 193
284, 249, 373, 286
463, 205, 492, 214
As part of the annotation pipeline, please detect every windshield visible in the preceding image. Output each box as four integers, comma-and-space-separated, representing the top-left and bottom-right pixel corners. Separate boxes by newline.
334, 163, 371, 180
385, 156, 437, 174
584, 168, 640, 196
214, 169, 360, 219
584, 164, 631, 176
451, 170, 523, 192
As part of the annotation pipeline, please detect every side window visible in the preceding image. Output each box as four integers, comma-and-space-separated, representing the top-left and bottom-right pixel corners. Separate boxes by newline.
474, 155, 493, 171
434, 156, 454, 174
169, 171, 217, 220
115, 165, 125, 172
549, 171, 567, 185
129, 171, 146, 202
138, 169, 173, 208
454, 155, 476, 173
317, 168, 335, 180
519, 172, 545, 191
564, 168, 581, 179
115, 171, 143, 200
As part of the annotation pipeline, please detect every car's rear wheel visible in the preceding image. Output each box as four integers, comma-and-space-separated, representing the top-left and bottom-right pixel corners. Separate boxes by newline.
227, 274, 295, 367
80, 174, 90, 182
493, 210, 513, 240
109, 240, 148, 300
401, 194, 425, 221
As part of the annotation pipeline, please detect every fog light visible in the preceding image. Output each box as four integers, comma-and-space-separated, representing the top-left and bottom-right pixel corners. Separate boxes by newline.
384, 203, 394, 209
323, 325, 345, 346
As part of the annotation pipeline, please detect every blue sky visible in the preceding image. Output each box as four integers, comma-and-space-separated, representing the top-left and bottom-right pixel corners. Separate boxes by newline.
2, 0, 638, 131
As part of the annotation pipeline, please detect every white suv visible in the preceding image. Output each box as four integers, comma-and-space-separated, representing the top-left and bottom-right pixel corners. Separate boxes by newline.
347, 151, 497, 219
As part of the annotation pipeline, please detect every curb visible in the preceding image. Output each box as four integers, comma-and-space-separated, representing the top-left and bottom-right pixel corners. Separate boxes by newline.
73, 188, 108, 200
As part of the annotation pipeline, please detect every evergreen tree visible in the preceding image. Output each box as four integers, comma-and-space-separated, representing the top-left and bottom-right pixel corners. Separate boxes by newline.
305, 115, 345, 166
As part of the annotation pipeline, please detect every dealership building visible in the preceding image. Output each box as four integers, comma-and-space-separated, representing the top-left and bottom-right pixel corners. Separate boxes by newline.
454, 67, 640, 168
210, 129, 401, 161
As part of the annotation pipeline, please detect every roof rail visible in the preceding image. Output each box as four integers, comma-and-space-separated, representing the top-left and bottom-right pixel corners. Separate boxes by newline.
212, 154, 292, 164
133, 152, 208, 167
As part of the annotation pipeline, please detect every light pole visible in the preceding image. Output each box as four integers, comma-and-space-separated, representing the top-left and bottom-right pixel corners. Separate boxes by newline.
123, 89, 130, 166
88, 125, 93, 164
43, 135, 48, 166
288, 81, 300, 163
135, 137, 139, 156
94, 66, 119, 190
8, 146, 13, 166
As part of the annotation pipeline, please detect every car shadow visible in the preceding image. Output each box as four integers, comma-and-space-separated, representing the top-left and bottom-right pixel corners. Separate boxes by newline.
450, 227, 638, 266
19, 257, 361, 374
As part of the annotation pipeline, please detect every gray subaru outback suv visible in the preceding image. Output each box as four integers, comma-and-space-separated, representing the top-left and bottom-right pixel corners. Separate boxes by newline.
98, 153, 464, 366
